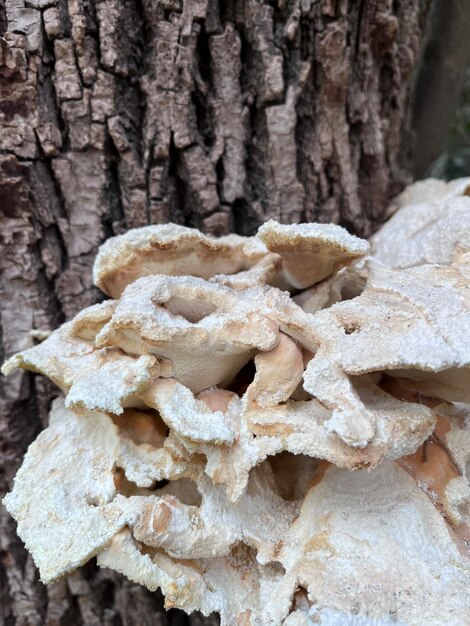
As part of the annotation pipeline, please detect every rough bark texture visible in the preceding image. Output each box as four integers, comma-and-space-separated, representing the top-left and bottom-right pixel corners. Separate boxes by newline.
1, 1, 431, 624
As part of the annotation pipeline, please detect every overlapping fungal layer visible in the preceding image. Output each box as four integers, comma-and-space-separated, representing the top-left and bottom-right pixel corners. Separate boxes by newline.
3, 178, 470, 625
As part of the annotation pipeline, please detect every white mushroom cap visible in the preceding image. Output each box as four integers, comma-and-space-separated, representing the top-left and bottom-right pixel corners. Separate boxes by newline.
211, 252, 282, 290
257, 220, 369, 289
269, 462, 470, 626
93, 223, 269, 298
302, 260, 470, 450
371, 196, 470, 269
95, 275, 280, 392
244, 333, 304, 409
140, 378, 236, 445
69, 300, 117, 340
1, 299, 118, 392
390, 176, 470, 209
112, 410, 190, 488
2, 321, 96, 391
3, 399, 125, 584
1, 318, 172, 415
294, 262, 367, 315
65, 353, 169, 415
97, 529, 210, 610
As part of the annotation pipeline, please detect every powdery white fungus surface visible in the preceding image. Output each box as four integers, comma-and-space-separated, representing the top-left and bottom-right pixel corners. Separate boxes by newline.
3, 178, 470, 625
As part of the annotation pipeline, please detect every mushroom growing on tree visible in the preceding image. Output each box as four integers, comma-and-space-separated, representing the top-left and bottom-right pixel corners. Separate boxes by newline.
2, 179, 470, 625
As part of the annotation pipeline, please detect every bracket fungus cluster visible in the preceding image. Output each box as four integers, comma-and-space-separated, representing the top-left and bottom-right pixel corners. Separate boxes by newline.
3, 177, 470, 625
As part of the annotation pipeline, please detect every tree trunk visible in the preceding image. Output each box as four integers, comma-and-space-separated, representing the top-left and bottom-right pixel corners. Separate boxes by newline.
0, 1, 432, 624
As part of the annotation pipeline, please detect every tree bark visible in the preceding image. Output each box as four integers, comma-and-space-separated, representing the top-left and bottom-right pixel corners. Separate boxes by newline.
1, 1, 432, 624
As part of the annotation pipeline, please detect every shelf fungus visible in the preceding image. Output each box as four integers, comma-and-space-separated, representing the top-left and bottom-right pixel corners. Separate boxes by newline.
3, 179, 470, 625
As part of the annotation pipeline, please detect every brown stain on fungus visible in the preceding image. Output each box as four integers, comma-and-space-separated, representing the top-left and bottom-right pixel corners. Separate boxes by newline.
396, 414, 470, 559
